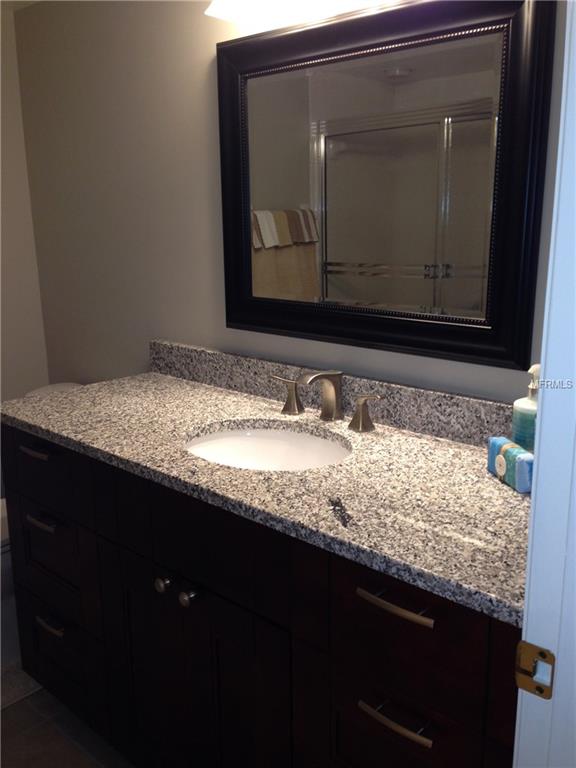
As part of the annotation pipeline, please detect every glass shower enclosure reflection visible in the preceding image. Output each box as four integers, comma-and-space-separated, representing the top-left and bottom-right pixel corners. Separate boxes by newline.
323, 106, 496, 318
247, 30, 504, 321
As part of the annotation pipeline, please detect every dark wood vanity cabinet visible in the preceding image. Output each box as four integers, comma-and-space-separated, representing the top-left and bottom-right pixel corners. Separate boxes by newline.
1, 425, 519, 767
332, 559, 490, 768
105, 549, 292, 768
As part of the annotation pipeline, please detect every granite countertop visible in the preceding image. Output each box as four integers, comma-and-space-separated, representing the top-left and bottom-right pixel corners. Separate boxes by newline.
1, 372, 530, 626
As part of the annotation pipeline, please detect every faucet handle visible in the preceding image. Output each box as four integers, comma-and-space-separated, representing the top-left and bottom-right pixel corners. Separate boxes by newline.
348, 394, 382, 433
271, 375, 305, 415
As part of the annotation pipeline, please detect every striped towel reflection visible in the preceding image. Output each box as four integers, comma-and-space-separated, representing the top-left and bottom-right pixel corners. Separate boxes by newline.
254, 210, 279, 248
252, 208, 319, 249
299, 208, 319, 242
251, 212, 263, 249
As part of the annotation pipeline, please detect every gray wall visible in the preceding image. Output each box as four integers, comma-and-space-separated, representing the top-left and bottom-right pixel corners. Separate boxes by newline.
1, 1, 49, 400
249, 74, 311, 210
13, 1, 564, 402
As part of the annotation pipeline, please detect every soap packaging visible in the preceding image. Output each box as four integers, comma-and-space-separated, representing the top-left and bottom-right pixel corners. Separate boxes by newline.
487, 436, 533, 493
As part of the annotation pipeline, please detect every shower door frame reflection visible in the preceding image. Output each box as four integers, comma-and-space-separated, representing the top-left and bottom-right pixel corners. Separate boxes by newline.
316, 101, 498, 318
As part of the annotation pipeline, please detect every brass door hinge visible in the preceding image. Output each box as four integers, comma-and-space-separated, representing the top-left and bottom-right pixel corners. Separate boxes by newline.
515, 641, 555, 699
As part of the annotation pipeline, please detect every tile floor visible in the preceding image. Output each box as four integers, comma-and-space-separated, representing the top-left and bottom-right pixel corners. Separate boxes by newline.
1, 690, 133, 767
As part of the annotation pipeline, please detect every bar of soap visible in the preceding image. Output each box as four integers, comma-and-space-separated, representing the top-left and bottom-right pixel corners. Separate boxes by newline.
487, 436, 533, 494
487, 436, 509, 475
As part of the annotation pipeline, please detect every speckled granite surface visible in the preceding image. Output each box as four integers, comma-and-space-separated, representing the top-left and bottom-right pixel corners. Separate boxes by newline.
1, 372, 529, 625
150, 340, 513, 447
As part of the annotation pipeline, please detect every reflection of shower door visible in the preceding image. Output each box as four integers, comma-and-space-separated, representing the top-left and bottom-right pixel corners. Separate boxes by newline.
436, 117, 496, 318
325, 122, 440, 312
320, 104, 496, 318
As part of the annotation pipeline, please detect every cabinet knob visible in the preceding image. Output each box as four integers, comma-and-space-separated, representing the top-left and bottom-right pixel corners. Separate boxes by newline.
154, 577, 172, 594
178, 590, 198, 608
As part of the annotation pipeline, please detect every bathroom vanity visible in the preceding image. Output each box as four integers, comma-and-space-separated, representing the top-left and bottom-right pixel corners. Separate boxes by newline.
1, 356, 528, 768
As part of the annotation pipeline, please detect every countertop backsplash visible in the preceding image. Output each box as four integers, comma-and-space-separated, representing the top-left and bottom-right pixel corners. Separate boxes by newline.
150, 340, 512, 447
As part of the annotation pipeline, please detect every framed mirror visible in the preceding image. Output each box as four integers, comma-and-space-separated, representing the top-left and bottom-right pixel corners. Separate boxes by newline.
217, 1, 556, 368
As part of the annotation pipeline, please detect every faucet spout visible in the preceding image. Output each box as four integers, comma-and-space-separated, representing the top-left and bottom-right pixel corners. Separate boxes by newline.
298, 370, 343, 421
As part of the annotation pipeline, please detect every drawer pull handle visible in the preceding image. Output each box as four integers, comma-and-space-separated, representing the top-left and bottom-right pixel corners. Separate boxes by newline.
35, 616, 64, 639
356, 587, 435, 629
358, 700, 433, 750
25, 514, 57, 535
19, 445, 50, 462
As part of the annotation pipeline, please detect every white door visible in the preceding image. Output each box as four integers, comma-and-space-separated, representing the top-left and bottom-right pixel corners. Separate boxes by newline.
514, 3, 576, 767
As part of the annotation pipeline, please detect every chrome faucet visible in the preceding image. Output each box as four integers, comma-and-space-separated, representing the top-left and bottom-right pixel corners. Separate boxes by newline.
298, 370, 343, 421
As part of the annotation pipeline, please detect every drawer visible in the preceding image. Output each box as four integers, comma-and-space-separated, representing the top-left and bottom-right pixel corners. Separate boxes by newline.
3, 427, 116, 530
18, 495, 78, 584
14, 431, 74, 513
333, 677, 483, 768
6, 492, 103, 636
332, 558, 490, 724
16, 586, 109, 736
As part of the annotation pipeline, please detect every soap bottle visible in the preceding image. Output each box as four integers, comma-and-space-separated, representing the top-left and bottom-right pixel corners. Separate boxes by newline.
512, 364, 540, 453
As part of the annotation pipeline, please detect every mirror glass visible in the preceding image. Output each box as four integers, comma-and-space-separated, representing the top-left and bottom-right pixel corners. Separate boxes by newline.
247, 31, 503, 320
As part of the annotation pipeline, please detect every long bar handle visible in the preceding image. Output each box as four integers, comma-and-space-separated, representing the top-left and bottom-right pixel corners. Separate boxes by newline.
356, 587, 435, 630
25, 514, 57, 535
358, 700, 433, 750
35, 615, 64, 639
19, 445, 50, 462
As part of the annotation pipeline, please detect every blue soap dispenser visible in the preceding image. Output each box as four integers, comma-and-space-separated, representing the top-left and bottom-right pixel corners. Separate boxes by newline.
512, 363, 540, 452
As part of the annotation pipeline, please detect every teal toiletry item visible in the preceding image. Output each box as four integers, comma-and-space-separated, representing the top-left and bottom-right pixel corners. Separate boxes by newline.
487, 436, 533, 493
512, 363, 540, 452
487, 436, 509, 474
513, 451, 533, 493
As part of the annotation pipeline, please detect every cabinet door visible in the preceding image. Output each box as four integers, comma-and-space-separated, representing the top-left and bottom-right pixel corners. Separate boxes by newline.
209, 595, 292, 768
120, 551, 218, 768
484, 620, 520, 768
293, 639, 331, 768
115, 551, 292, 768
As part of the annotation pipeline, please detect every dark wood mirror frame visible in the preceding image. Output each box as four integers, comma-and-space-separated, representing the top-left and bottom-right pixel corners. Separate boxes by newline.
217, 0, 556, 369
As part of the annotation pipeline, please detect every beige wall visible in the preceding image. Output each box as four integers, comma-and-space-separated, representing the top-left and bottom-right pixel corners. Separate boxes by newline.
12, 1, 563, 401
1, 1, 49, 400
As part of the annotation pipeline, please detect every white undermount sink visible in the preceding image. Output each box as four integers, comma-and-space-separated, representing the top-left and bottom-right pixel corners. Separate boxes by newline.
186, 425, 351, 471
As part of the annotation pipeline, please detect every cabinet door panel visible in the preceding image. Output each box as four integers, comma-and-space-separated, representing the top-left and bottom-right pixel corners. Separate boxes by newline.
121, 552, 218, 767
293, 640, 331, 767
115, 550, 291, 768
484, 619, 519, 767
152, 487, 253, 608
116, 473, 155, 557
210, 595, 292, 768
151, 485, 330, 645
